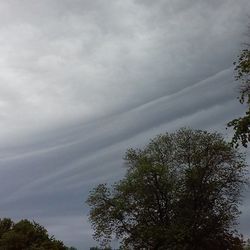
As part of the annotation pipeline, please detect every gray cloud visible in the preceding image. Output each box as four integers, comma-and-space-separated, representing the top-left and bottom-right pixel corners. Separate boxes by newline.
0, 0, 249, 249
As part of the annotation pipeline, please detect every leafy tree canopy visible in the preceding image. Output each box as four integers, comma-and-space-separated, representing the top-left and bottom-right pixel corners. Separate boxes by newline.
87, 128, 246, 250
244, 239, 250, 250
228, 43, 250, 147
0, 218, 73, 250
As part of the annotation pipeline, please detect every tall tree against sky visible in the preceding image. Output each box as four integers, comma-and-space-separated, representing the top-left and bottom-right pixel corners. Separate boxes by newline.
87, 128, 246, 250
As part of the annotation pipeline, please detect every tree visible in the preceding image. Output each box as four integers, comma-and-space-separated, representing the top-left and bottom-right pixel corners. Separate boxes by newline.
87, 128, 246, 250
0, 218, 70, 250
244, 239, 250, 250
227, 34, 250, 147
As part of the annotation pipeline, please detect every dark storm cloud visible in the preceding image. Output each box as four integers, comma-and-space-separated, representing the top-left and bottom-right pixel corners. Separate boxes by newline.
0, 0, 249, 249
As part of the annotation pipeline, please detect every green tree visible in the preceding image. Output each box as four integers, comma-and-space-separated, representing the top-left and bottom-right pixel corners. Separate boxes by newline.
87, 128, 246, 250
244, 239, 250, 250
0, 218, 69, 250
227, 44, 250, 147
0, 218, 13, 238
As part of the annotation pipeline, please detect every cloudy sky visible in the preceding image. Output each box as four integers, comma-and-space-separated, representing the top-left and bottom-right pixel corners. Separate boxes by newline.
0, 0, 249, 249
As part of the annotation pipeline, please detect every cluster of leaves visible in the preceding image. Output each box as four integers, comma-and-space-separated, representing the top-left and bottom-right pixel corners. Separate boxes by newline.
87, 128, 246, 250
228, 47, 250, 147
0, 218, 71, 250
244, 239, 250, 250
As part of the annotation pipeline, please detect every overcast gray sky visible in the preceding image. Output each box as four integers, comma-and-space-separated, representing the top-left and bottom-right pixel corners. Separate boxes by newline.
0, 0, 249, 249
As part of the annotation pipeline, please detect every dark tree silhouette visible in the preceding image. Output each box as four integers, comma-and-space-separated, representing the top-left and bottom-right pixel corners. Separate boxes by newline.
87, 128, 246, 249
0, 218, 71, 250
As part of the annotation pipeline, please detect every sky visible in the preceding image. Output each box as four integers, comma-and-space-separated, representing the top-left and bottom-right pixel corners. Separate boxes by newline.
0, 0, 249, 249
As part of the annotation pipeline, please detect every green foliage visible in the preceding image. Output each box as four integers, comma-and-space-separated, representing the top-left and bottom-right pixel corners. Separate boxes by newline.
244, 239, 250, 250
87, 128, 246, 250
0, 218, 69, 250
228, 47, 250, 147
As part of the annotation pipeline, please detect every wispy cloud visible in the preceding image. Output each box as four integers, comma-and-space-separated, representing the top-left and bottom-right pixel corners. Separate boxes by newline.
0, 0, 249, 249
